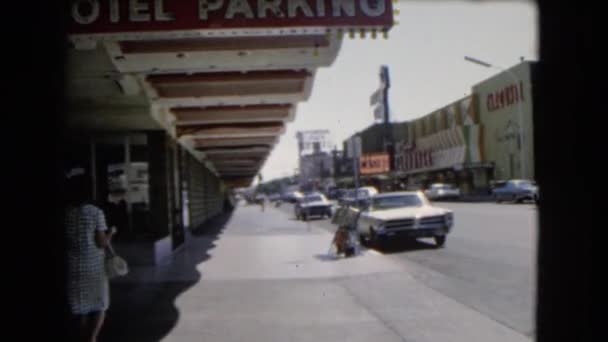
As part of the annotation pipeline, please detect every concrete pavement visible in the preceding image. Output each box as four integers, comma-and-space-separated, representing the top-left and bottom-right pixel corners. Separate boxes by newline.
100, 202, 532, 342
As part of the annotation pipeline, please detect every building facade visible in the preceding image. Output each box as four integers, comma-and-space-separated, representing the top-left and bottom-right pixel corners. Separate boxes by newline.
472, 61, 536, 181
335, 122, 408, 190
392, 95, 490, 193
390, 60, 537, 194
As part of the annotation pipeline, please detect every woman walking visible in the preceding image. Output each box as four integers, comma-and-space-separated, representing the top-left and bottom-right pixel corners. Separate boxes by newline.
65, 174, 115, 342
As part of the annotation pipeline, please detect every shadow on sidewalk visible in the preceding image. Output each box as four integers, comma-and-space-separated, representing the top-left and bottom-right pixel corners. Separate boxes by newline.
314, 253, 340, 262
99, 210, 234, 342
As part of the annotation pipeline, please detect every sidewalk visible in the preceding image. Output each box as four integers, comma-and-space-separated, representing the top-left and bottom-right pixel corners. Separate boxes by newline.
100, 204, 530, 342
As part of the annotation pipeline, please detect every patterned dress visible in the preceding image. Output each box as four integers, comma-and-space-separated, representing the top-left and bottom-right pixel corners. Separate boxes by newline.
66, 204, 109, 315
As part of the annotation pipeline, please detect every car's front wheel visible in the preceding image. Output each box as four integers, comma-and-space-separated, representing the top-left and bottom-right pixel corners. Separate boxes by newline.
434, 235, 446, 248
359, 233, 367, 246
369, 228, 383, 250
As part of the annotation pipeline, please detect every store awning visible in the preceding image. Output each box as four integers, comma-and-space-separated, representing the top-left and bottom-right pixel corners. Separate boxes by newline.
396, 161, 494, 177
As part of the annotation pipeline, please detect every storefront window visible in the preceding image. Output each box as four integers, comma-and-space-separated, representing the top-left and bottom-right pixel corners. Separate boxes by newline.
91, 134, 151, 241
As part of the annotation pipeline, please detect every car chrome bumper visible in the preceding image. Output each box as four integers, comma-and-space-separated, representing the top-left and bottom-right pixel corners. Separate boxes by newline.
377, 226, 449, 239
302, 206, 332, 215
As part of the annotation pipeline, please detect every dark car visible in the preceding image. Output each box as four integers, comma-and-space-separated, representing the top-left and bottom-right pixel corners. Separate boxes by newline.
294, 193, 333, 221
268, 193, 282, 202
328, 188, 346, 200
492, 179, 539, 203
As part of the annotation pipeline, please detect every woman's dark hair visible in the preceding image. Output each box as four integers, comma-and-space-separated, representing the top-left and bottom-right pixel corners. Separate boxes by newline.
65, 175, 90, 206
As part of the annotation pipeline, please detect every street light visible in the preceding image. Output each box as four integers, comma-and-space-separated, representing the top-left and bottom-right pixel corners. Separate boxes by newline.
464, 56, 526, 179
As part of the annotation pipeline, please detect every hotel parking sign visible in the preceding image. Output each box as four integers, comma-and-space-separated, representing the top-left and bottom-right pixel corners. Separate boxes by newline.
68, 0, 395, 35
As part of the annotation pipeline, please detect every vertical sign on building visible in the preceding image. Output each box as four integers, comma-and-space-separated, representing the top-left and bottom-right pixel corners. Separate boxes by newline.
371, 88, 384, 121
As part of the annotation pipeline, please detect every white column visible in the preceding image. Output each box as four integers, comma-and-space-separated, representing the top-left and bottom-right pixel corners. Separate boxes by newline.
90, 138, 97, 201
124, 136, 133, 235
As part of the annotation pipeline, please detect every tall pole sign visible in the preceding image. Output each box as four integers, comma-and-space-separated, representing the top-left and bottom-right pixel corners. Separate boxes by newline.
351, 136, 362, 205
380, 65, 394, 171
369, 65, 394, 171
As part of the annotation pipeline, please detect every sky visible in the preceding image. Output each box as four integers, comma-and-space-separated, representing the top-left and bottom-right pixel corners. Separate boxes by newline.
260, 1, 538, 181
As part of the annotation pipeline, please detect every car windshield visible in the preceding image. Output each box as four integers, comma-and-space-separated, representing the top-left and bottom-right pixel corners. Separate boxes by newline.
371, 195, 424, 210
513, 181, 535, 189
357, 189, 370, 197
304, 195, 323, 203
432, 184, 454, 190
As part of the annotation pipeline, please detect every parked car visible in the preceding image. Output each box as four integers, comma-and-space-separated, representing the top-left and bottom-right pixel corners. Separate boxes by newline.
492, 179, 539, 203
339, 186, 378, 208
328, 188, 346, 200
424, 183, 461, 201
283, 191, 304, 203
337, 189, 354, 206
268, 193, 282, 202
255, 194, 265, 204
294, 193, 333, 221
354, 191, 453, 248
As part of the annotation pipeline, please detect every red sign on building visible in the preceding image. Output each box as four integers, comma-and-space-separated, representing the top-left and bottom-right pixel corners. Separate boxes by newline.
360, 153, 390, 175
395, 149, 432, 172
486, 81, 525, 112
68, 0, 394, 34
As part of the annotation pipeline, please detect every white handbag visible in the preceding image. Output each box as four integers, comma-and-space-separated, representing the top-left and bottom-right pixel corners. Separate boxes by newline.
105, 243, 128, 279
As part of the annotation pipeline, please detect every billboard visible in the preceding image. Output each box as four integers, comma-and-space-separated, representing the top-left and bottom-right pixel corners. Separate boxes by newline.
297, 130, 333, 156
360, 152, 389, 175
68, 0, 394, 35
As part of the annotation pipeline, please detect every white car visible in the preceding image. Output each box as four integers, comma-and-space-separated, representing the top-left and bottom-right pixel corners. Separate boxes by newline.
355, 191, 454, 248
424, 183, 461, 201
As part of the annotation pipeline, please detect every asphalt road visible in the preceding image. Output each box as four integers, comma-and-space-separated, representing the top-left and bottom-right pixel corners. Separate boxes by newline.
275, 200, 537, 337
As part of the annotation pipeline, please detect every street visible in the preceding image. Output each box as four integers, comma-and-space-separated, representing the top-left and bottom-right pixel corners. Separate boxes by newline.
277, 200, 537, 338
102, 200, 536, 342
